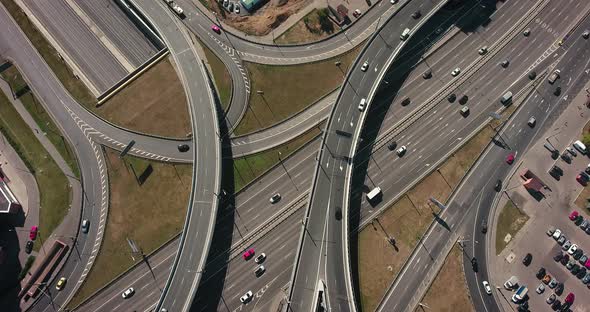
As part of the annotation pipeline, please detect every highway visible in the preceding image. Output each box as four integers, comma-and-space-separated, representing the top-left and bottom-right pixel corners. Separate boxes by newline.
465, 13, 590, 312
129, 2, 222, 312
0, 4, 109, 312
287, 0, 456, 310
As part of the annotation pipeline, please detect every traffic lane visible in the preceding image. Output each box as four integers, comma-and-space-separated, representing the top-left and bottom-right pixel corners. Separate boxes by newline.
218, 211, 302, 311
79, 243, 178, 311
74, 0, 158, 66
27, 0, 128, 91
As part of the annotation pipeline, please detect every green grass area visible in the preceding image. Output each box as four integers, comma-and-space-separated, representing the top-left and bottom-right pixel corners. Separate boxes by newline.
235, 44, 363, 135
0, 0, 96, 108
201, 41, 232, 113
0, 89, 71, 250
68, 150, 192, 308
495, 201, 529, 255
233, 125, 322, 191
276, 8, 337, 45
1, 64, 80, 177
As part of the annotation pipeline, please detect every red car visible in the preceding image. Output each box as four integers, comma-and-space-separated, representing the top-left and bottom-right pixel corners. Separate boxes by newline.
565, 292, 575, 304
505, 153, 515, 165
585, 258, 590, 269
570, 210, 580, 221
211, 25, 221, 34
242, 248, 255, 260
29, 226, 38, 241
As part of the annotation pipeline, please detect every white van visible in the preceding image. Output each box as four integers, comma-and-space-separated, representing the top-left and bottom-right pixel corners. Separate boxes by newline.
573, 140, 587, 154
400, 28, 410, 40
503, 276, 518, 290
358, 98, 366, 111
366, 187, 382, 202
500, 91, 512, 105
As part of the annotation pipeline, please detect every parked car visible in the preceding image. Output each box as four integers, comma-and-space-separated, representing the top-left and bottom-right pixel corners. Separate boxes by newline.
568, 244, 578, 255
583, 273, 590, 284
25, 241, 33, 254
547, 293, 556, 304
563, 240, 572, 251
576, 267, 586, 279
551, 299, 561, 310
565, 292, 575, 304
558, 235, 566, 245
570, 210, 579, 220
536, 267, 546, 279
29, 226, 38, 241
577, 174, 588, 185
352, 9, 362, 18
553, 228, 562, 239
536, 283, 545, 294
542, 274, 552, 284
572, 264, 580, 274
579, 254, 588, 265
561, 254, 570, 265
536, 267, 545, 279
575, 215, 584, 225
523, 253, 532, 266
122, 287, 135, 299
548, 277, 558, 288
567, 147, 577, 156
242, 248, 255, 260
555, 282, 564, 295
554, 252, 563, 262
567, 259, 576, 270
573, 249, 584, 260
547, 226, 556, 236
240, 291, 253, 303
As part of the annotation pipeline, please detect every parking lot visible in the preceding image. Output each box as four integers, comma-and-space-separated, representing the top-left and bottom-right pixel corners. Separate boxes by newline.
490, 88, 590, 311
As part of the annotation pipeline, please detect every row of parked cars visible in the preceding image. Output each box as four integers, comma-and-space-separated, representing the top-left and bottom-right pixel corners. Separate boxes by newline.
535, 267, 575, 311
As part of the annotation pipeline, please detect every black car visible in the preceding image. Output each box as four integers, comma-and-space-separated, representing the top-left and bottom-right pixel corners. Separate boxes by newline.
387, 141, 398, 151
561, 254, 569, 265
555, 282, 564, 295
494, 180, 502, 192
585, 226, 590, 235
422, 69, 432, 79
448, 93, 457, 103
401, 97, 411, 106
177, 144, 190, 152
528, 71, 537, 80
412, 10, 422, 19
573, 249, 583, 260
561, 152, 572, 163
575, 215, 584, 225
536, 267, 546, 279
552, 300, 561, 311
571, 265, 580, 275
552, 165, 564, 175
554, 87, 562, 96
554, 252, 563, 262
481, 221, 488, 234
459, 95, 469, 105
25, 241, 34, 254
471, 257, 478, 272
577, 267, 587, 279
523, 253, 533, 266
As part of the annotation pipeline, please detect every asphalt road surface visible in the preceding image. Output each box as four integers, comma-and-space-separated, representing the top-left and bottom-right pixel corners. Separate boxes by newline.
465, 12, 590, 312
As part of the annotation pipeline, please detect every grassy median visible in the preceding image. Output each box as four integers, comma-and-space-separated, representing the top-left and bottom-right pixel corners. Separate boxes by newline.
0, 89, 71, 250
275, 8, 337, 45
68, 150, 192, 308
1, 64, 80, 177
201, 42, 232, 113
358, 125, 495, 311
235, 44, 363, 135
418, 246, 473, 312
495, 201, 529, 255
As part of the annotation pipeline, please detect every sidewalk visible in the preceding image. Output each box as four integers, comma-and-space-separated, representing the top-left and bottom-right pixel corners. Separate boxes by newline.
490, 80, 590, 312
191, 0, 381, 45
0, 80, 83, 307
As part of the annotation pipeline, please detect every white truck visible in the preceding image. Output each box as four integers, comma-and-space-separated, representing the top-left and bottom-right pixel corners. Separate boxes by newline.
503, 276, 518, 290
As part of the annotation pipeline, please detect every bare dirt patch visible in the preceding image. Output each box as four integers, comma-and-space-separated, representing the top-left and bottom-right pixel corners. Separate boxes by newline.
97, 58, 191, 138
276, 8, 337, 44
205, 0, 312, 36
417, 246, 474, 312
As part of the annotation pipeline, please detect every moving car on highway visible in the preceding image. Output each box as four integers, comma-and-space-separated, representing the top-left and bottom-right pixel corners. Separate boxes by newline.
122, 287, 135, 299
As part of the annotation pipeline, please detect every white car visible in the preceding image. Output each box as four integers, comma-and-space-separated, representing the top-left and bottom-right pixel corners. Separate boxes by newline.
478, 46, 488, 55
361, 61, 369, 72
451, 67, 461, 77
552, 229, 562, 240
234, 4, 240, 13
482, 281, 492, 295
240, 290, 253, 303
255, 253, 266, 264
270, 193, 281, 204
396, 146, 407, 157
568, 244, 578, 255
390, 0, 398, 3
566, 147, 577, 157
536, 283, 545, 294
122, 287, 135, 299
